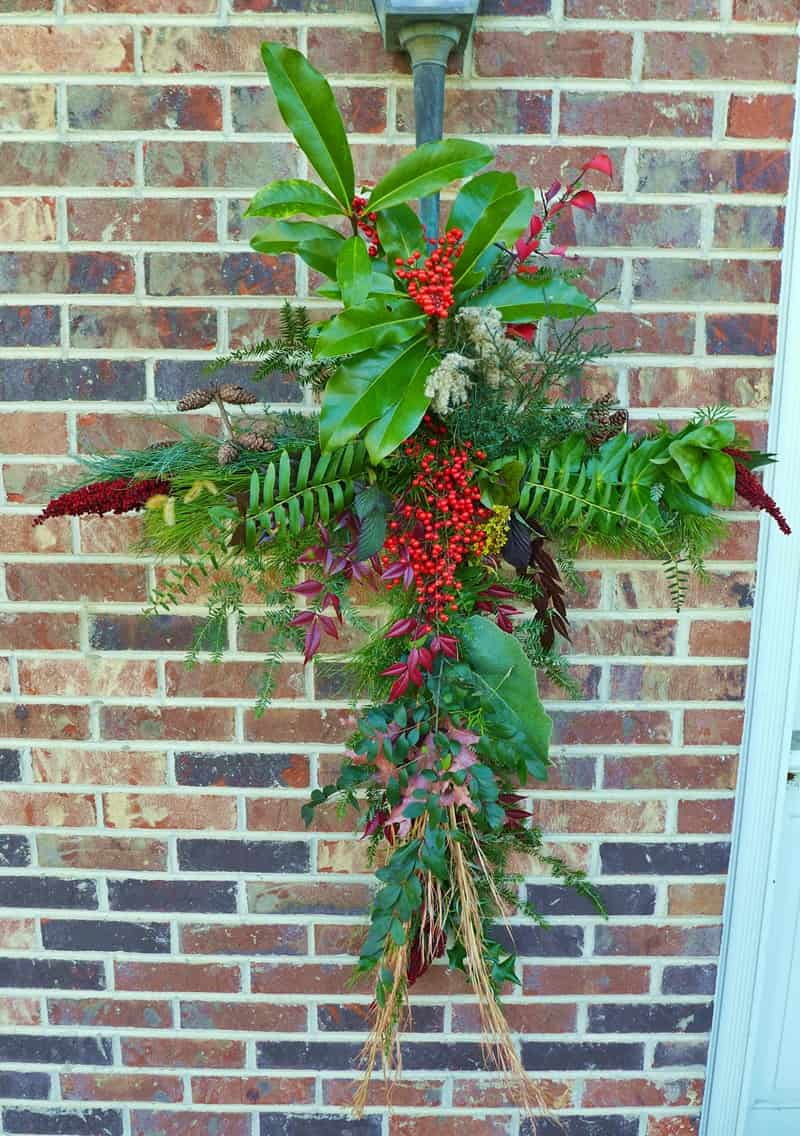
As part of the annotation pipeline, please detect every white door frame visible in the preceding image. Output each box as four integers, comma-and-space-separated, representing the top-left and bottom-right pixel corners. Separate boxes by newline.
702, 53, 800, 1136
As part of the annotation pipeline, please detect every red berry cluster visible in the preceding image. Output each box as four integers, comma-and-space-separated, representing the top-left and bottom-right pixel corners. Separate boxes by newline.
34, 478, 169, 526
382, 418, 490, 623
395, 228, 464, 319
352, 195, 380, 258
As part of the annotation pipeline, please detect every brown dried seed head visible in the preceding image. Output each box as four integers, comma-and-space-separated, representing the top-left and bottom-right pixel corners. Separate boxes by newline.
237, 431, 274, 452
177, 387, 218, 412
218, 383, 258, 406
217, 440, 240, 466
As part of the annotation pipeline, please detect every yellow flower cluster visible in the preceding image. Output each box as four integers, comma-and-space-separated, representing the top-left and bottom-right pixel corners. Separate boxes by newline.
482, 505, 512, 556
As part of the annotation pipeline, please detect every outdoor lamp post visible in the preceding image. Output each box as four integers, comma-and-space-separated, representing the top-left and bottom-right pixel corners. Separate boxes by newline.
372, 0, 480, 237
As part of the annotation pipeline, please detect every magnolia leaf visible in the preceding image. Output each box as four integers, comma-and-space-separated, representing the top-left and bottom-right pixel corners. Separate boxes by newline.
314, 296, 425, 358
453, 187, 535, 288
246, 178, 346, 219
363, 347, 436, 462
447, 170, 518, 236
261, 42, 354, 208
250, 219, 345, 255
376, 203, 425, 266
319, 335, 431, 454
471, 273, 595, 322
295, 238, 346, 279
336, 235, 372, 308
367, 138, 493, 214
668, 441, 736, 507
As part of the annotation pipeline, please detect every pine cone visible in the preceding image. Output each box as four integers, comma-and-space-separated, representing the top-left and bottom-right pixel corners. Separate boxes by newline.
217, 440, 240, 466
218, 383, 258, 406
177, 387, 218, 412
237, 431, 274, 452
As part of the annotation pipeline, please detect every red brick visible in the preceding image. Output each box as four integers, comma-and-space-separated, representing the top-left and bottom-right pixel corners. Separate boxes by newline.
733, 0, 798, 20
582, 1078, 704, 1108
49, 998, 172, 1029
0, 197, 57, 241
79, 514, 144, 555
131, 1113, 251, 1136
397, 87, 550, 136
647, 1118, 700, 1136
70, 306, 216, 350
144, 140, 297, 188
0, 704, 90, 741
180, 1001, 306, 1033
523, 964, 650, 996
104, 792, 237, 830
165, 660, 303, 701
77, 412, 217, 453
0, 919, 36, 949
689, 620, 751, 658
6, 563, 146, 604
142, 26, 294, 73
245, 707, 359, 745
728, 94, 795, 140
308, 29, 410, 75
0, 612, 79, 651
629, 367, 771, 410
452, 1001, 577, 1034
0, 997, 40, 1025
116, 961, 241, 993
560, 92, 712, 138
714, 205, 784, 251
1, 412, 68, 454
0, 142, 134, 187
68, 198, 217, 242
0, 513, 69, 554
180, 923, 307, 956
638, 148, 789, 196
122, 1037, 245, 1069
668, 884, 726, 916
684, 709, 744, 746
604, 754, 738, 791
101, 706, 235, 743
570, 618, 677, 655
0, 26, 133, 73
233, 84, 386, 134
390, 1120, 513, 1136
246, 797, 351, 834
596, 924, 721, 957
325, 1078, 445, 1108
20, 660, 158, 700
644, 33, 797, 82
68, 85, 222, 131
61, 1073, 182, 1102
678, 798, 735, 834
69, 0, 216, 10
251, 962, 373, 997
33, 748, 165, 786
191, 1075, 315, 1105
38, 835, 167, 872
0, 790, 94, 826
476, 30, 633, 78
611, 664, 746, 702
613, 571, 755, 611
145, 251, 294, 297
534, 799, 666, 834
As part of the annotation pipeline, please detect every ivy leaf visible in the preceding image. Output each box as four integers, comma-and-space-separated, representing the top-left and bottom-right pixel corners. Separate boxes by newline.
336, 235, 372, 308
376, 203, 425, 266
470, 273, 595, 322
320, 335, 433, 457
261, 43, 355, 209
314, 296, 426, 358
366, 138, 493, 214
246, 178, 346, 219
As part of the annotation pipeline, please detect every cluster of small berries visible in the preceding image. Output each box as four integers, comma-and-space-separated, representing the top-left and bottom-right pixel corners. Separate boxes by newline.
395, 228, 464, 319
382, 417, 491, 623
34, 478, 169, 526
725, 448, 791, 535
351, 195, 380, 257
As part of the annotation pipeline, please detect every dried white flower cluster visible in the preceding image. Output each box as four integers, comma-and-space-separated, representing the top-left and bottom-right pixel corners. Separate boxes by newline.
424, 352, 475, 416
456, 305, 529, 387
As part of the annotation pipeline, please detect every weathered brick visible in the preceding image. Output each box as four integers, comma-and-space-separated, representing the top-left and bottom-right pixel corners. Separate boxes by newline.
49, 999, 172, 1029
327, 1077, 443, 1108
42, 918, 170, 954
534, 800, 665, 834
714, 205, 784, 251
122, 1037, 245, 1069
398, 87, 550, 135
0, 920, 36, 949
568, 204, 702, 250
142, 26, 294, 74
0, 1073, 50, 1100
177, 751, 309, 789
653, 1041, 708, 1067
61, 1073, 182, 1102
0, 306, 59, 347
604, 754, 737, 791
629, 367, 770, 410
0, 142, 135, 186
669, 883, 726, 916
70, 306, 216, 350
180, 922, 307, 956
7, 563, 146, 604
646, 33, 797, 81
560, 93, 712, 139
595, 924, 722, 957
246, 796, 351, 834
0, 703, 88, 741
707, 314, 777, 357
247, 881, 371, 917
0, 251, 133, 294
728, 94, 795, 140
0, 197, 57, 241
522, 1042, 644, 1071
234, 84, 387, 133
588, 1001, 713, 1033
260, 1117, 381, 1136
115, 961, 240, 993
37, 835, 167, 872
68, 0, 216, 9
0, 876, 96, 910
633, 258, 776, 304
104, 792, 237, 831
244, 707, 360, 745
733, 0, 797, 17
0, 1035, 111, 1064
551, 710, 673, 746
0, 27, 132, 73
101, 706, 235, 743
582, 1078, 704, 1108
307, 29, 410, 75
181, 1001, 307, 1033
109, 879, 236, 913
32, 747, 164, 785
0, 997, 40, 1026
2, 1109, 122, 1135
646, 1118, 700, 1136
0, 791, 94, 826
0, 85, 55, 130
68, 198, 217, 243
90, 613, 205, 652
684, 709, 744, 745
131, 1114, 251, 1136
68, 85, 222, 131
566, 0, 716, 14
178, 838, 309, 874
611, 664, 745, 702
144, 140, 297, 187
145, 251, 294, 296
476, 31, 633, 78
638, 149, 790, 195
662, 964, 718, 995
569, 618, 676, 655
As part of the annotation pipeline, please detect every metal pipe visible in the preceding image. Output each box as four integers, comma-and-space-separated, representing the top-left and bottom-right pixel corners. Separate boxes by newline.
398, 21, 460, 240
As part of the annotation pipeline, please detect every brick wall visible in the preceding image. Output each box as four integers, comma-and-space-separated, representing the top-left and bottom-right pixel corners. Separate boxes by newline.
0, 0, 797, 1134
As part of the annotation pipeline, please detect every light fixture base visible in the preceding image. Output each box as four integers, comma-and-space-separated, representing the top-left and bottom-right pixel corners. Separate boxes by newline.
372, 0, 479, 54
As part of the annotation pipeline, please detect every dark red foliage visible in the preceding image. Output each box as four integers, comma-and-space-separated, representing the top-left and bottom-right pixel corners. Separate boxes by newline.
725, 448, 791, 535
33, 478, 170, 526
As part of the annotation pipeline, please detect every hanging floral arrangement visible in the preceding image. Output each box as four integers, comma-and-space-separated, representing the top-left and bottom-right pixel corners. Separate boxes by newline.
38, 44, 789, 1117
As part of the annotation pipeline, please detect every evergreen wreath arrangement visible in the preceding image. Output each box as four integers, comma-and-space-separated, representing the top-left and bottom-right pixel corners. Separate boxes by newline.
38, 44, 790, 1117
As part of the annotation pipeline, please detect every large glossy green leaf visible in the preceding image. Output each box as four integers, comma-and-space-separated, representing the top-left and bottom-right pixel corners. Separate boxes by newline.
470, 273, 595, 322
453, 187, 535, 286
447, 170, 518, 235
376, 203, 425, 266
366, 139, 493, 214
313, 296, 425, 358
668, 421, 737, 507
319, 335, 430, 453
336, 235, 372, 307
459, 615, 552, 779
245, 178, 346, 219
250, 219, 344, 254
296, 238, 345, 279
261, 43, 354, 209
363, 347, 436, 463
